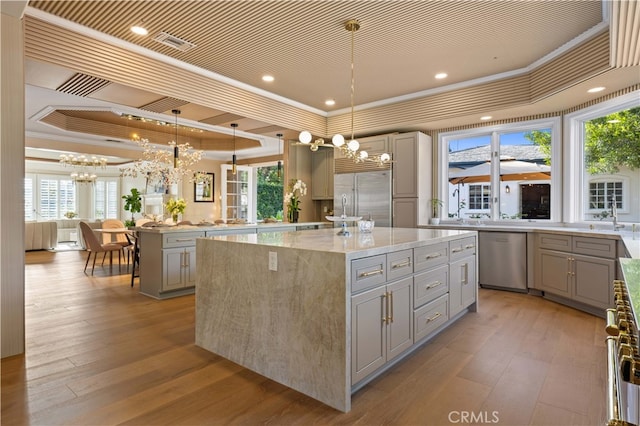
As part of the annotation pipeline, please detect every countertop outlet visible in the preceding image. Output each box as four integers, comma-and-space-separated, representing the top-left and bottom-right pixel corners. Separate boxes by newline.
269, 251, 277, 271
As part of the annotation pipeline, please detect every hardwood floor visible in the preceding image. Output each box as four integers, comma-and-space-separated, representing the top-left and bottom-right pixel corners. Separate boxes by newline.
2, 250, 608, 425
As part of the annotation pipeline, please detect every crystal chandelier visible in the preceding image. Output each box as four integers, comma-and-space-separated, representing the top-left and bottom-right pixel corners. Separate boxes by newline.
298, 19, 391, 167
120, 109, 204, 186
59, 154, 107, 168
71, 171, 97, 184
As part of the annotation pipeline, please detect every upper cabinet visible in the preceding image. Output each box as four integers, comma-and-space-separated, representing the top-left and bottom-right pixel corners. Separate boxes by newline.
311, 148, 334, 200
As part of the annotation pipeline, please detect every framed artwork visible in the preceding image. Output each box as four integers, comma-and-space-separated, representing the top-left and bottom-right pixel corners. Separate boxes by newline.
194, 173, 214, 202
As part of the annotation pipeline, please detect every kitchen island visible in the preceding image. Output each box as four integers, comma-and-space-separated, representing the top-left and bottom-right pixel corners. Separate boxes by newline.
195, 227, 478, 412
136, 222, 329, 299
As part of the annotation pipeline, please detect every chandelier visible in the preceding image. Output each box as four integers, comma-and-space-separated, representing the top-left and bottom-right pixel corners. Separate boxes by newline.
59, 154, 107, 169
298, 19, 391, 167
120, 109, 204, 186
71, 171, 97, 184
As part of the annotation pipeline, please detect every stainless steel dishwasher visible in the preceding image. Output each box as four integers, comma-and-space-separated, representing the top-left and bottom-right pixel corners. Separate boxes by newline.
478, 231, 527, 292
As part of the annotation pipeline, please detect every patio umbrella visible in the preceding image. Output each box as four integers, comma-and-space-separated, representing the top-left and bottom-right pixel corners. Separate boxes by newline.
448, 160, 551, 185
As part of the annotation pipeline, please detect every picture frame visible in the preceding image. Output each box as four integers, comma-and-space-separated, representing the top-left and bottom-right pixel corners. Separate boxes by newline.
194, 173, 214, 202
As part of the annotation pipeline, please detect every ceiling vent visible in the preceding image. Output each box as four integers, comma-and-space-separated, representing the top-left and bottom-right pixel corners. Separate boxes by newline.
152, 32, 196, 52
57, 73, 111, 97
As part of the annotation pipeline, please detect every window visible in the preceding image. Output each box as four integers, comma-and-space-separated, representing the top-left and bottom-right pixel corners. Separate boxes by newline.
441, 117, 560, 222
24, 176, 35, 221
589, 181, 622, 210
221, 165, 255, 222
256, 165, 284, 221
565, 90, 639, 223
28, 175, 76, 220
468, 184, 491, 210
94, 179, 119, 219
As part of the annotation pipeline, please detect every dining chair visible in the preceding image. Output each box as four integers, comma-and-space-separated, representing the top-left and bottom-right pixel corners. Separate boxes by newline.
126, 232, 140, 287
79, 221, 123, 275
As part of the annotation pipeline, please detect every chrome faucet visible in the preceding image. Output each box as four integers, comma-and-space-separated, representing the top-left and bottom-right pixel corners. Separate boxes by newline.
610, 195, 625, 230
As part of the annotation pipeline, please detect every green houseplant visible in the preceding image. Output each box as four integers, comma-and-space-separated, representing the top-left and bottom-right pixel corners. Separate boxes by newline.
430, 198, 444, 225
122, 188, 142, 228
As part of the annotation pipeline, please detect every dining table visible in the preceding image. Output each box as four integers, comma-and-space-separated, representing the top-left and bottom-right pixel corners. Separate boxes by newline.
93, 228, 132, 268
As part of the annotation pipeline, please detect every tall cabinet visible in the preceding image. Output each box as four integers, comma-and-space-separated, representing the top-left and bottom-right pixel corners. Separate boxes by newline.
391, 132, 432, 227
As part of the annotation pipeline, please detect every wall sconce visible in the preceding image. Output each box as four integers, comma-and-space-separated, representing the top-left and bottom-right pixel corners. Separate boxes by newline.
505, 185, 511, 194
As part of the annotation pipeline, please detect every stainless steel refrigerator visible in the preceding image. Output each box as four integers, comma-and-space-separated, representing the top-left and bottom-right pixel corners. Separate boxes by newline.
333, 170, 392, 226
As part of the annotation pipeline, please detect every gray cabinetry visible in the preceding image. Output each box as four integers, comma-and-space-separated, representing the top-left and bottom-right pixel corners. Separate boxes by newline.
449, 237, 477, 317
311, 149, 334, 200
351, 235, 478, 386
535, 233, 616, 313
139, 230, 204, 299
391, 132, 431, 227
351, 276, 413, 384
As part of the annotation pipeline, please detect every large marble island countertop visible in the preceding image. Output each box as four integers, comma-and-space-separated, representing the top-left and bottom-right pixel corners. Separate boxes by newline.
195, 227, 478, 412
204, 226, 476, 260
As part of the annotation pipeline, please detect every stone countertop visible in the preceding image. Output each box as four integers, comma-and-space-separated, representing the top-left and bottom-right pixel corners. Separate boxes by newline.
204, 226, 477, 259
135, 221, 328, 233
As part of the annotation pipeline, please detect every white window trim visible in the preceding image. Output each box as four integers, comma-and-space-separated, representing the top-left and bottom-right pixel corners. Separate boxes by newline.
438, 116, 561, 223
564, 90, 640, 223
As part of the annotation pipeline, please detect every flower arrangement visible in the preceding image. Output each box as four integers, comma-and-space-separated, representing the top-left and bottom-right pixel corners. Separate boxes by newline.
284, 179, 307, 222
166, 198, 187, 222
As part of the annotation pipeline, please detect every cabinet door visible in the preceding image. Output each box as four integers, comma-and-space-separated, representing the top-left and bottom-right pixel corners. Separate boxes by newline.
352, 286, 387, 384
393, 198, 417, 228
311, 149, 334, 200
163, 248, 185, 291
387, 277, 413, 362
537, 249, 571, 298
392, 134, 418, 198
184, 247, 197, 287
573, 254, 615, 309
449, 257, 476, 317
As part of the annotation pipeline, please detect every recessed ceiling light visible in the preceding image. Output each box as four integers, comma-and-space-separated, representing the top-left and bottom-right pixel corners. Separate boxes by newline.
262, 75, 274, 82
435, 73, 448, 79
480, 116, 492, 121
130, 23, 148, 36
325, 99, 335, 106
587, 86, 605, 93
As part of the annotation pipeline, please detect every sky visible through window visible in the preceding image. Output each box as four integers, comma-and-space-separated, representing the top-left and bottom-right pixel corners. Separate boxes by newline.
449, 132, 532, 152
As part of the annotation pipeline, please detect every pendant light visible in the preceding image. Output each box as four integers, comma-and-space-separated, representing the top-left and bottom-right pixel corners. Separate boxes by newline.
276, 133, 283, 178
231, 123, 238, 175
297, 19, 390, 167
172, 109, 180, 168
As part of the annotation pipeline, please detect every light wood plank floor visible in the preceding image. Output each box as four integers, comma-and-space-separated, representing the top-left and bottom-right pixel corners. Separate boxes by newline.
2, 250, 608, 425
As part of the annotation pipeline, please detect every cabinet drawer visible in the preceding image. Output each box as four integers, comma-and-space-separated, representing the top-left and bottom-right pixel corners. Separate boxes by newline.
414, 265, 449, 309
572, 236, 616, 259
162, 232, 205, 248
351, 255, 386, 293
537, 233, 571, 252
449, 237, 477, 261
414, 293, 449, 342
413, 242, 448, 272
387, 249, 414, 281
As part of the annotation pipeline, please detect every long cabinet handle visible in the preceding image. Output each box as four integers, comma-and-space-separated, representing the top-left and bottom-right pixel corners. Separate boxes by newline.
391, 260, 411, 269
389, 291, 394, 323
465, 244, 476, 249
381, 293, 388, 324
359, 269, 384, 278
425, 312, 442, 323
451, 247, 463, 253
425, 253, 442, 260
425, 280, 443, 290
462, 263, 468, 285
174, 238, 196, 243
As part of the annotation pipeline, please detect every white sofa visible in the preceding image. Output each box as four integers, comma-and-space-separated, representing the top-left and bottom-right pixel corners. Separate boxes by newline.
24, 221, 57, 251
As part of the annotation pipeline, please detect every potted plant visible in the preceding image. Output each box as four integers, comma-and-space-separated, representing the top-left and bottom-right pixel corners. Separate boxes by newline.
430, 198, 443, 225
122, 188, 142, 228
